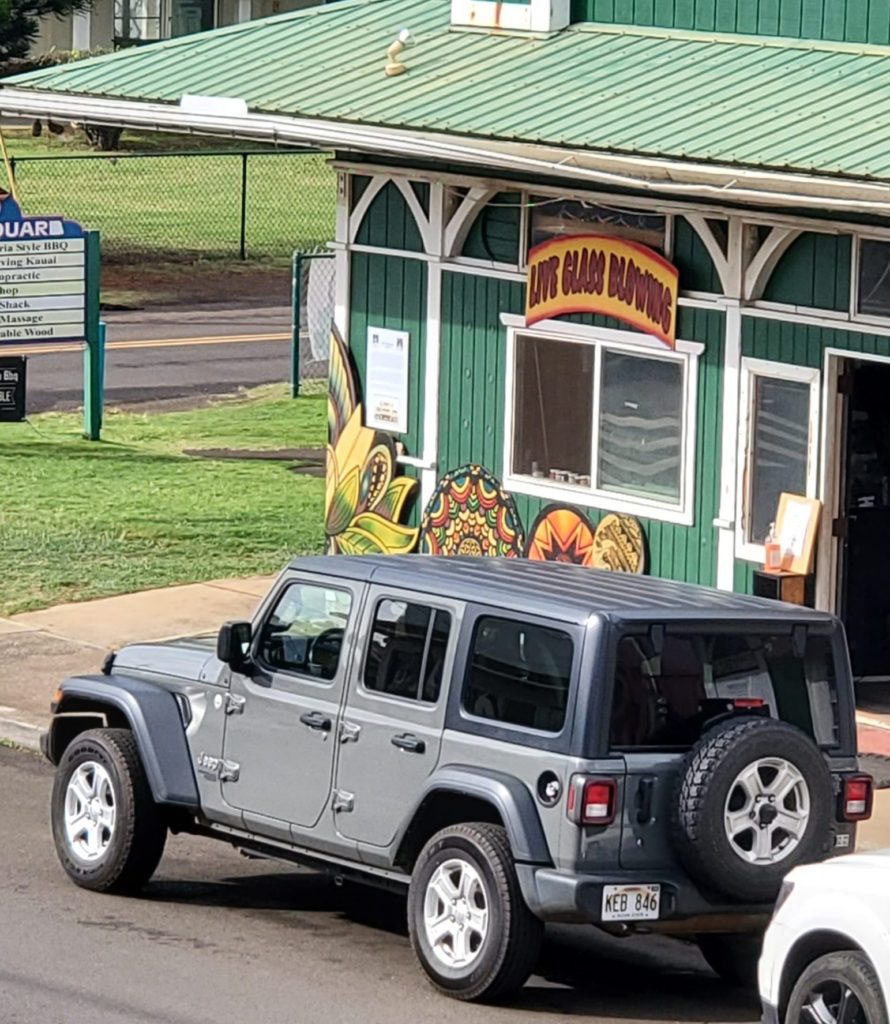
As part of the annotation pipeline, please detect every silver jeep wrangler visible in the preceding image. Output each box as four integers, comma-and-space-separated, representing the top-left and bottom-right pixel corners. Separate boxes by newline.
43, 556, 870, 1002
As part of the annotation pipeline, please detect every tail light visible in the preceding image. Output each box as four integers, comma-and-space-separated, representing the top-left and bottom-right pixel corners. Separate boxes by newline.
567, 777, 617, 826
841, 774, 874, 822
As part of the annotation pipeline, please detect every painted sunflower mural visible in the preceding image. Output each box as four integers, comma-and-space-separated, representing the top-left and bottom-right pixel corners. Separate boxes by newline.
325, 326, 419, 555
419, 465, 524, 557
525, 505, 597, 565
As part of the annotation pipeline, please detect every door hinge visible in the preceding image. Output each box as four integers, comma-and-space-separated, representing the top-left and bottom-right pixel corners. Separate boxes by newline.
832, 516, 849, 539
339, 720, 361, 744
219, 759, 241, 782
224, 693, 246, 715
837, 370, 855, 396
332, 789, 354, 813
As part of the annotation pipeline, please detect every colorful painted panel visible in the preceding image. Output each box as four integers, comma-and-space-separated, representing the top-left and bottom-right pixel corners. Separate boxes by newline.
525, 505, 596, 565
325, 326, 419, 555
419, 465, 524, 557
590, 513, 646, 574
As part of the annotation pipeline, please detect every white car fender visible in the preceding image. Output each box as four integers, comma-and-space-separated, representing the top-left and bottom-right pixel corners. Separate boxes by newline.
764, 890, 890, 1010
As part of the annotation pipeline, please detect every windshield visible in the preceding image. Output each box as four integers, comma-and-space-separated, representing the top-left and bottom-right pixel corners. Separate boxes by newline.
609, 631, 839, 751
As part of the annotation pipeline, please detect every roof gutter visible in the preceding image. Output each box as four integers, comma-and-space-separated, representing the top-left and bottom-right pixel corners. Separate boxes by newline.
4, 87, 890, 217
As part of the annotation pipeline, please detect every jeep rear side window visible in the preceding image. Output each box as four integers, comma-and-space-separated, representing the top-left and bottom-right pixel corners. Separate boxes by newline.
364, 600, 452, 703
463, 617, 573, 732
609, 632, 839, 750
257, 583, 352, 681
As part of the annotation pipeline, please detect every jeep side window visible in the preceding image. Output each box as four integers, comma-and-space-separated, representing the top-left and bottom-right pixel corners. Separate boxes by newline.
462, 616, 573, 732
257, 583, 352, 681
363, 600, 452, 703
609, 631, 839, 750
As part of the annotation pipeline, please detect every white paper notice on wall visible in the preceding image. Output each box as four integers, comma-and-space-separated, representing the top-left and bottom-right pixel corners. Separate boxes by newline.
365, 326, 409, 434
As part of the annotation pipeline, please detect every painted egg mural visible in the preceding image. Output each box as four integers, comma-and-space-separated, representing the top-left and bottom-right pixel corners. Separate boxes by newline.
419, 465, 524, 558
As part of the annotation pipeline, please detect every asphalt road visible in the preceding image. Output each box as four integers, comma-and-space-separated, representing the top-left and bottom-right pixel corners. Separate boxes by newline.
4, 305, 295, 414
0, 746, 759, 1024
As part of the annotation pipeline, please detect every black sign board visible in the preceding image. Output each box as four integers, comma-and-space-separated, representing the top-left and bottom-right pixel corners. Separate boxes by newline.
0, 356, 26, 422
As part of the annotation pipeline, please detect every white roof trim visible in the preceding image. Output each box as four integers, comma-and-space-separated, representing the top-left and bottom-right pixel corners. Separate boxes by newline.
4, 88, 890, 215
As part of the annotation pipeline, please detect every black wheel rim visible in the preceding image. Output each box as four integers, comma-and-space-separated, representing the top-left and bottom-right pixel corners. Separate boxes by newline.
802, 980, 868, 1024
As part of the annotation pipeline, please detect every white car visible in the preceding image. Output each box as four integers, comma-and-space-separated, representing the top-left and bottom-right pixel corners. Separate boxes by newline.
760, 847, 888, 1024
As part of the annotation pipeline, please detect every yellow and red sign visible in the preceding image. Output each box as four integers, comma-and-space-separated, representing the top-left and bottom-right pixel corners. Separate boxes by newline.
525, 234, 679, 348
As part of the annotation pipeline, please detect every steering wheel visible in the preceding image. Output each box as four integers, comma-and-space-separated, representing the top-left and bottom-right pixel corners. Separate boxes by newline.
306, 627, 345, 676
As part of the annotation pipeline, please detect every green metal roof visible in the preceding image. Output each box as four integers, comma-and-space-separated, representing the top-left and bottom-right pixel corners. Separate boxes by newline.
9, 0, 890, 181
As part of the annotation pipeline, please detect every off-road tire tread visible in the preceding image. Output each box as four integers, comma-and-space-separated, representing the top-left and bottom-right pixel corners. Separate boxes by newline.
671, 717, 831, 902
52, 727, 167, 894
409, 822, 543, 1003
786, 952, 888, 1024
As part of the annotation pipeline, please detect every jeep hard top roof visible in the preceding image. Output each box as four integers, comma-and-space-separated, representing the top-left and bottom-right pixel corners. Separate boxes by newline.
288, 556, 836, 629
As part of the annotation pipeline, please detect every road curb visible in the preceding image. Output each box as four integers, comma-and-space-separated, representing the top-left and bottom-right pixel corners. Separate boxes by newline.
0, 716, 41, 752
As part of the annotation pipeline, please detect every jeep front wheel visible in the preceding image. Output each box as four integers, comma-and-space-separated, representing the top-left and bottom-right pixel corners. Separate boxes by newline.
407, 822, 543, 1002
51, 728, 167, 893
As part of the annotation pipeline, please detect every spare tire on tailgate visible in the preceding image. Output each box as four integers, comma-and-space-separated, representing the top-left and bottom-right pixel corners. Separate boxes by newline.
672, 717, 833, 903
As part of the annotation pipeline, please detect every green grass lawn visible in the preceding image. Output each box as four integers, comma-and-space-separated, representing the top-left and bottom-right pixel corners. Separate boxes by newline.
0, 385, 327, 615
2, 130, 335, 260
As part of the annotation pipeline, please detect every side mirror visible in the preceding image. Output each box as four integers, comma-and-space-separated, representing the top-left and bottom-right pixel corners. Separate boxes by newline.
217, 620, 252, 671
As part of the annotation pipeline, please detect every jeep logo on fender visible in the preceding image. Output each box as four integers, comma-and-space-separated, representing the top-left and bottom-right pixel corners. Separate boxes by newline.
524, 233, 679, 349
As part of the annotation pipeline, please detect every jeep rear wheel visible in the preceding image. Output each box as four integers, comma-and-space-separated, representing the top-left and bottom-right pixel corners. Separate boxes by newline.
407, 823, 543, 1002
51, 728, 167, 894
672, 718, 833, 903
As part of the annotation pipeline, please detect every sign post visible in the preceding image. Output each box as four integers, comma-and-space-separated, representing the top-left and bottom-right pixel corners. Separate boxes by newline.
82, 232, 102, 440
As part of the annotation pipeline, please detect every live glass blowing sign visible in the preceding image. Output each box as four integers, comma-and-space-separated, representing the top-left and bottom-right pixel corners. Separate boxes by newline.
0, 195, 86, 345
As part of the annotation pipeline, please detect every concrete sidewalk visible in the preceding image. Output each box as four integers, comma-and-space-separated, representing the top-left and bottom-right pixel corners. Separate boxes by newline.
0, 575, 273, 748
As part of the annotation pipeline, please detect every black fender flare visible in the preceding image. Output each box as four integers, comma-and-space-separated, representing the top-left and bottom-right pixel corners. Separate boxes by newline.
397, 765, 551, 865
48, 674, 199, 809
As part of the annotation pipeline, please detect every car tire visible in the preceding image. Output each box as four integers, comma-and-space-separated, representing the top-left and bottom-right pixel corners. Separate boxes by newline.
696, 931, 763, 989
785, 952, 888, 1024
407, 822, 544, 1002
672, 717, 833, 903
51, 728, 167, 894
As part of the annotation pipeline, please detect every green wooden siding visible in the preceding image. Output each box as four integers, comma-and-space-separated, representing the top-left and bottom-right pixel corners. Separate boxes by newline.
355, 182, 423, 252
438, 271, 724, 585
570, 0, 890, 43
349, 251, 428, 526
673, 217, 722, 294
461, 193, 522, 264
734, 314, 890, 589
762, 233, 852, 312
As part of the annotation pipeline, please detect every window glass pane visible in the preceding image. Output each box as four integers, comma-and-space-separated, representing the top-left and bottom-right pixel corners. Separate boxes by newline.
513, 335, 593, 482
530, 198, 665, 252
610, 633, 838, 750
859, 240, 890, 317
258, 584, 351, 680
364, 600, 451, 702
463, 617, 573, 732
747, 377, 810, 545
597, 351, 683, 502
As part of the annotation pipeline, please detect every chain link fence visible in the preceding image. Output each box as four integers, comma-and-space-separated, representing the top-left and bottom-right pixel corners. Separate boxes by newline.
9, 150, 336, 264
292, 251, 335, 389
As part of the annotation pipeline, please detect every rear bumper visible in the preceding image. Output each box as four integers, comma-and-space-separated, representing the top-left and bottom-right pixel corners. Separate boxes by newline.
517, 866, 772, 928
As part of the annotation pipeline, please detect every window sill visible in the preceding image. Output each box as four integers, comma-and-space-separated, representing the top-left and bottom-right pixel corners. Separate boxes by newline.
504, 473, 694, 527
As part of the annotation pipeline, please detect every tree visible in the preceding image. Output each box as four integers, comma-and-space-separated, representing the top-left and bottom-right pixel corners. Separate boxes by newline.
0, 0, 92, 66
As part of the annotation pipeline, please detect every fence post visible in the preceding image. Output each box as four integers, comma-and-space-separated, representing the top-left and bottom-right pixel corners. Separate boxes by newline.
291, 251, 301, 398
239, 152, 248, 260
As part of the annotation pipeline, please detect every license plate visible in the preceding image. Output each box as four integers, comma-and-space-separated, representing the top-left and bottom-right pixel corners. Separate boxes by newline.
602, 884, 661, 922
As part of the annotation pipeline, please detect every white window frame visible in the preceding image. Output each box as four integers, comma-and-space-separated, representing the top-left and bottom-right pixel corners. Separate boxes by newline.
501, 315, 703, 527
735, 358, 821, 564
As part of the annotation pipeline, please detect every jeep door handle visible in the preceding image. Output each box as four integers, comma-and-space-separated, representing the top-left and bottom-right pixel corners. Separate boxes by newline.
391, 733, 425, 754
300, 711, 332, 732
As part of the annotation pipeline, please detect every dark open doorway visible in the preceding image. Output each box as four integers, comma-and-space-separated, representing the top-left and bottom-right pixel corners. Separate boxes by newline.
838, 358, 890, 679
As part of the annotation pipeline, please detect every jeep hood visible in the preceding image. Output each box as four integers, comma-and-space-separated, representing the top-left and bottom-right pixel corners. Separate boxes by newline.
111, 634, 218, 682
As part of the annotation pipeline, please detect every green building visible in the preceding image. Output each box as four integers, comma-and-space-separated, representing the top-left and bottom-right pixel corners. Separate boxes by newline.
9, 0, 890, 677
